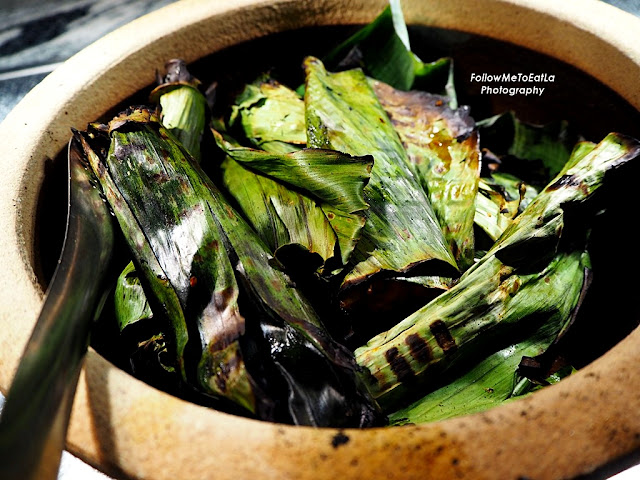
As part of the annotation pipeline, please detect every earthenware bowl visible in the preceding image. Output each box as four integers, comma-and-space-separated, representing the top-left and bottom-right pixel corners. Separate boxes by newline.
1, 0, 640, 479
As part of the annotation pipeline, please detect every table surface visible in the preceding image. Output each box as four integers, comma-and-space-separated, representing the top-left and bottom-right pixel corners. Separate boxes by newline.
0, 0, 639, 479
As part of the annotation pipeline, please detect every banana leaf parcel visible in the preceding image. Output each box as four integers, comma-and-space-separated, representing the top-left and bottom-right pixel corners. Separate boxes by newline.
304, 56, 459, 316
355, 133, 640, 409
76, 107, 382, 427
371, 79, 481, 270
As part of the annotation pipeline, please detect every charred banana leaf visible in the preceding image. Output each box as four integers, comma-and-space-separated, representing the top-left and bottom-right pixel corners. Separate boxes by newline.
304, 56, 458, 308
112, 59, 209, 338
474, 171, 539, 243
371, 79, 480, 270
474, 180, 519, 243
0, 138, 114, 480
78, 107, 381, 427
77, 113, 252, 412
475, 141, 595, 244
355, 133, 640, 409
389, 248, 590, 424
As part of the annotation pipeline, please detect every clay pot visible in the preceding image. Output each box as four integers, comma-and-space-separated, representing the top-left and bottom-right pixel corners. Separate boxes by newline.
1, 1, 640, 479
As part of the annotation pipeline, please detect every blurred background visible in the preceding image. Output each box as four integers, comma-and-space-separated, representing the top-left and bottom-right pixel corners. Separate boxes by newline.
0, 0, 176, 121
0, 0, 639, 478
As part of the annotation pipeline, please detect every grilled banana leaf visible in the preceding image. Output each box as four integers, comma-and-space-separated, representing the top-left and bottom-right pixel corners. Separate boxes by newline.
304, 56, 458, 308
475, 141, 594, 245
77, 115, 253, 411
215, 134, 371, 214
388, 249, 590, 424
371, 79, 480, 270
223, 81, 334, 269
220, 153, 336, 272
78, 107, 381, 426
474, 170, 540, 243
511, 365, 577, 398
112, 59, 209, 343
224, 77, 374, 271
0, 138, 115, 480
474, 180, 519, 243
483, 171, 539, 214
114, 260, 153, 331
355, 133, 640, 409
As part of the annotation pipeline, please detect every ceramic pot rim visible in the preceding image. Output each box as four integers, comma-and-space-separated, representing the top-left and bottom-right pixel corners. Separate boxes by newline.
1, 1, 639, 479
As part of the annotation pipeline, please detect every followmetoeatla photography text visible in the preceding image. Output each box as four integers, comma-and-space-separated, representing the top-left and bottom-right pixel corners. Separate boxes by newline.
470, 72, 556, 96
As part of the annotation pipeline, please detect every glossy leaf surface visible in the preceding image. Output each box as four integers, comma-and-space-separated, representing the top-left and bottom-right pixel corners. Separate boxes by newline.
372, 79, 480, 269
304, 56, 458, 301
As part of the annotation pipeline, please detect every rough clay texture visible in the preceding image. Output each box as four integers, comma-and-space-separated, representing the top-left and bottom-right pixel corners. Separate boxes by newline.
1, 0, 639, 479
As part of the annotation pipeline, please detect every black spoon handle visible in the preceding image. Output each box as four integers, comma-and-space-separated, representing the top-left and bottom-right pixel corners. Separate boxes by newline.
0, 137, 115, 480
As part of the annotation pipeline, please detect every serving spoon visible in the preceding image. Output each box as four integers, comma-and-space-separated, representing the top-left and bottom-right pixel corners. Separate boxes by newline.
0, 137, 115, 479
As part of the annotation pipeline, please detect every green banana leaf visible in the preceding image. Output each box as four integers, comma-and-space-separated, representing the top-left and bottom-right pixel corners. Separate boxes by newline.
355, 133, 640, 409
371, 79, 480, 270
215, 134, 372, 214
223, 80, 336, 271
304, 56, 458, 310
79, 107, 382, 427
388, 249, 590, 424
220, 153, 336, 272
149, 59, 208, 162
229, 76, 306, 154
322, 0, 457, 107
477, 111, 582, 186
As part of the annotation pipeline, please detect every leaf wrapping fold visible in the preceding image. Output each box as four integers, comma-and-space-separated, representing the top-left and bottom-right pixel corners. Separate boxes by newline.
114, 260, 153, 332
230, 77, 306, 153
215, 130, 372, 272
150, 59, 208, 162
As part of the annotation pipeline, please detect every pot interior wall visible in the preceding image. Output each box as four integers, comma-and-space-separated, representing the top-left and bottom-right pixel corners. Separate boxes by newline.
33, 23, 640, 419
